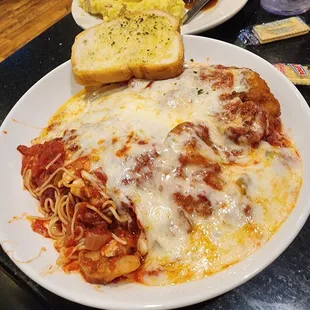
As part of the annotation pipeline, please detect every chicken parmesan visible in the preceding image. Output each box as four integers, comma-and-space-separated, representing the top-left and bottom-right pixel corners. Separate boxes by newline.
17, 64, 302, 285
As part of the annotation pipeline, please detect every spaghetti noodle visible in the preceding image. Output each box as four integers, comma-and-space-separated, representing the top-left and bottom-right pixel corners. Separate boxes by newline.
17, 139, 143, 284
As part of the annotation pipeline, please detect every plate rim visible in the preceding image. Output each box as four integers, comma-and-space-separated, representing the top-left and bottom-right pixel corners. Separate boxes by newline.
1, 35, 310, 310
71, 0, 249, 34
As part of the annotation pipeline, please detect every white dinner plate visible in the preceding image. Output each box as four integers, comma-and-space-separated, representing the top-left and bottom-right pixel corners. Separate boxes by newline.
71, 0, 248, 34
1, 36, 310, 310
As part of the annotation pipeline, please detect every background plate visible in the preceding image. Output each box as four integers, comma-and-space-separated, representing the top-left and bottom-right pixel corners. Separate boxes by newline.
71, 0, 248, 34
0, 35, 310, 310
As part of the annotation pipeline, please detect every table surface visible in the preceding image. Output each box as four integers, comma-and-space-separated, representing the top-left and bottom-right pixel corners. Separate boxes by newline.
0, 1, 309, 309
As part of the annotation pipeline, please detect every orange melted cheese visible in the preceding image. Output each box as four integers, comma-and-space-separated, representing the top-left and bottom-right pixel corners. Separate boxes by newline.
37, 64, 302, 285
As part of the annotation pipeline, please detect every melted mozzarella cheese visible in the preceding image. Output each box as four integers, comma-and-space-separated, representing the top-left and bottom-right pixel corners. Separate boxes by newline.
38, 65, 302, 285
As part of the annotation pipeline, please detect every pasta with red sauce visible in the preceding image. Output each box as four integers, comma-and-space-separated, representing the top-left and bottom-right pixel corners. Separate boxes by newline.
17, 139, 144, 284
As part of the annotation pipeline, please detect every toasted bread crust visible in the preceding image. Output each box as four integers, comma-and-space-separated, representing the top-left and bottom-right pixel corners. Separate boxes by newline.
71, 10, 184, 86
